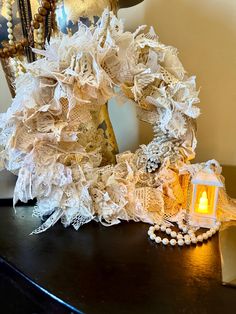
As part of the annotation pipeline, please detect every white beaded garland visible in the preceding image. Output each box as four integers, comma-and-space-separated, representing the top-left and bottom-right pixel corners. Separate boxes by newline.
162, 238, 169, 245
6, 0, 14, 46
150, 234, 156, 240
155, 236, 162, 243
166, 228, 171, 235
6, 2, 11, 9
155, 225, 160, 231
196, 235, 203, 242
185, 239, 191, 245
35, 23, 44, 51
178, 239, 184, 246
148, 219, 221, 247
160, 225, 166, 232
170, 239, 177, 246
206, 230, 212, 237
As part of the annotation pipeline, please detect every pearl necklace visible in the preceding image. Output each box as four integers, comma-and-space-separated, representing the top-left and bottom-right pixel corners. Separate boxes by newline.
6, 0, 14, 46
0, 0, 53, 59
0, 0, 28, 59
148, 220, 221, 246
5, 0, 23, 77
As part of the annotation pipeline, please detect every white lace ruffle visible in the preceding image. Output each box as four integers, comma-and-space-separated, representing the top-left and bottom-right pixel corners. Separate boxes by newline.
3, 10, 231, 234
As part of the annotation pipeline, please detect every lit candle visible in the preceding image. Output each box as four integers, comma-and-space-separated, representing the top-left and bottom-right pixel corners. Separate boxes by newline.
197, 191, 208, 213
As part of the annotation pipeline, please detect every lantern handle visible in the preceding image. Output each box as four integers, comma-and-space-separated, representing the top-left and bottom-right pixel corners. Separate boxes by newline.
204, 159, 222, 174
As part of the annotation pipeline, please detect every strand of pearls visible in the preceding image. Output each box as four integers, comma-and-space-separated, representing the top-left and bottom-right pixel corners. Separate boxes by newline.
35, 23, 44, 50
13, 59, 19, 78
0, 0, 27, 59
14, 59, 24, 78
0, 0, 53, 59
148, 220, 221, 246
4, 1, 24, 78
6, 0, 14, 45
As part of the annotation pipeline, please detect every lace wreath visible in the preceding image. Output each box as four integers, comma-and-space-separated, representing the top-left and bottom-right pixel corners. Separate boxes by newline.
0, 10, 203, 233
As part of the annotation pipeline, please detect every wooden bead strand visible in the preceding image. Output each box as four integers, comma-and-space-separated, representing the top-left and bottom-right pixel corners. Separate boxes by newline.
0, 0, 53, 60
0, 0, 29, 59
31, 0, 52, 31
30, 0, 53, 51
50, 0, 58, 35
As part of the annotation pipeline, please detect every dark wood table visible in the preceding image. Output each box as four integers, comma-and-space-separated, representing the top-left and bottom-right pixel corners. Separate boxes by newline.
1, 205, 236, 314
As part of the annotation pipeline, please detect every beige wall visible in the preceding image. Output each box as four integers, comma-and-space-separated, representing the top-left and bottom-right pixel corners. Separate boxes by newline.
1, 0, 236, 166
118, 0, 236, 165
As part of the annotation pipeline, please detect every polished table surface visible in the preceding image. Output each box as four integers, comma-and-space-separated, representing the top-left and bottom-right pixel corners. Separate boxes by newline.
1, 205, 236, 314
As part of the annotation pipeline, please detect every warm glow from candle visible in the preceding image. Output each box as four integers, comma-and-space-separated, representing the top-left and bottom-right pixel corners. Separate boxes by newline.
197, 191, 209, 213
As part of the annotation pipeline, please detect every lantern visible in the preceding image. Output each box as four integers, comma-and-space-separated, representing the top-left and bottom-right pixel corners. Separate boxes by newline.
189, 171, 223, 228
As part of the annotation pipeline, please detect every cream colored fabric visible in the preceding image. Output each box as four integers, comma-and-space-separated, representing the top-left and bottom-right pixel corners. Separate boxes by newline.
0, 10, 225, 234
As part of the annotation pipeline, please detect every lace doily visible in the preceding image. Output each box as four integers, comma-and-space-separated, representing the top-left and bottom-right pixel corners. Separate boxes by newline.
0, 10, 234, 233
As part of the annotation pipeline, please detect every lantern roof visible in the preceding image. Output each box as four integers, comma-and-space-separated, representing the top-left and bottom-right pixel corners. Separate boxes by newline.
191, 171, 223, 187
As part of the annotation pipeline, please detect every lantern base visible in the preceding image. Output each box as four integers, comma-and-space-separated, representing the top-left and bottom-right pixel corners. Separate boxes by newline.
189, 213, 217, 229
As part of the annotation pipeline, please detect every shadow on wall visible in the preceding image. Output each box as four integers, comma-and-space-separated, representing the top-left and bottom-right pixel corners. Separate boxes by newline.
143, 0, 236, 166
109, 99, 153, 154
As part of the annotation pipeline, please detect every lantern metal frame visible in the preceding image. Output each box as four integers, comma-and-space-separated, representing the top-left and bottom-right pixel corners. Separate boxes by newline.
189, 171, 223, 228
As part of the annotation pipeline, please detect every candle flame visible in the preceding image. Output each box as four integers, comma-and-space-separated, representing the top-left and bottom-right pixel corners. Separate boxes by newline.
197, 191, 209, 213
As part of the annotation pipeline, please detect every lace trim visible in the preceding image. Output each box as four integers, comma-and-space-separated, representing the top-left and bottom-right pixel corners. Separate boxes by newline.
1, 10, 233, 233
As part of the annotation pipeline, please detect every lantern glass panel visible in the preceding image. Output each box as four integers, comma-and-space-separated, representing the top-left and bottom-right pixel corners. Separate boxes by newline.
194, 185, 216, 215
